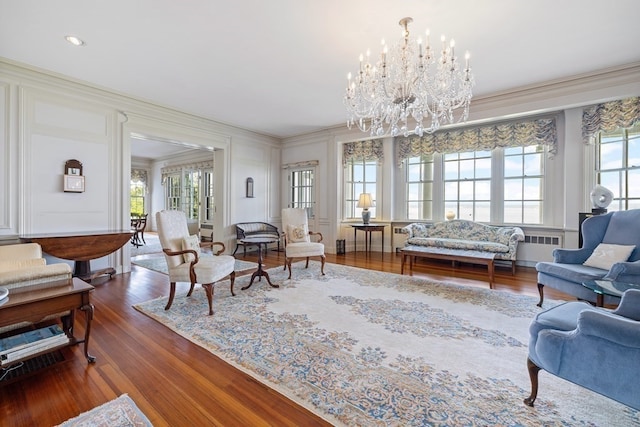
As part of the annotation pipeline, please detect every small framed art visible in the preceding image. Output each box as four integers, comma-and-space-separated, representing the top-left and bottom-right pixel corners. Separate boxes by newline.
64, 174, 85, 192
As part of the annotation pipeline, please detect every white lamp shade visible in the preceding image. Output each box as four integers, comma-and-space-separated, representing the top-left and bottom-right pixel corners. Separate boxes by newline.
356, 193, 374, 209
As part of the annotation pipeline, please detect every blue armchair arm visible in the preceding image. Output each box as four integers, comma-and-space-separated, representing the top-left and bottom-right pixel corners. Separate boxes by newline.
552, 247, 593, 264
605, 260, 640, 282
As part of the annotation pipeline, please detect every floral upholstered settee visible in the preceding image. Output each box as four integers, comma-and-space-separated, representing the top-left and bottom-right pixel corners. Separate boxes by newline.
402, 220, 525, 273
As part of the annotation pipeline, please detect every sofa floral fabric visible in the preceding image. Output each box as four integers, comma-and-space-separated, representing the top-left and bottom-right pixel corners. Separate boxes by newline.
403, 220, 525, 261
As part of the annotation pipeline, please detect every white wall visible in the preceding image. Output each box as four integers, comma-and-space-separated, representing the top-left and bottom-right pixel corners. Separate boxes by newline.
0, 60, 281, 274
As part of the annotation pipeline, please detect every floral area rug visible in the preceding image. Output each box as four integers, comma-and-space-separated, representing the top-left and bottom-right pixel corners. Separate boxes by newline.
56, 394, 153, 426
134, 262, 640, 426
132, 254, 257, 275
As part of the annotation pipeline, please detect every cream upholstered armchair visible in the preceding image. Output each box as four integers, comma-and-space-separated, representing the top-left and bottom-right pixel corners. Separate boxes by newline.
281, 208, 325, 279
156, 210, 236, 315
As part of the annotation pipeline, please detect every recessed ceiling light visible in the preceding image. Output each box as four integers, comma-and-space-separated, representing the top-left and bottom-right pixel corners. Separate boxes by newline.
65, 35, 85, 46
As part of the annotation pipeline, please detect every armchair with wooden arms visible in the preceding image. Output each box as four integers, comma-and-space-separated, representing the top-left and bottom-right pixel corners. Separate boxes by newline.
281, 208, 325, 279
156, 210, 236, 315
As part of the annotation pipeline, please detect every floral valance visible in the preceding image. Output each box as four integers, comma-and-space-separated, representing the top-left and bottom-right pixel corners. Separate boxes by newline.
282, 160, 319, 170
395, 117, 557, 166
582, 97, 640, 144
161, 160, 213, 181
131, 169, 148, 185
343, 140, 384, 166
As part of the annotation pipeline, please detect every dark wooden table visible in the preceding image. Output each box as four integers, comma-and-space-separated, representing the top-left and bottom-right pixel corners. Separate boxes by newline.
0, 278, 95, 372
240, 237, 279, 290
351, 223, 387, 255
20, 230, 133, 281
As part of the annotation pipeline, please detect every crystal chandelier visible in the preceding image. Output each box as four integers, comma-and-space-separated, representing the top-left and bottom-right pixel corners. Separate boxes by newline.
344, 17, 475, 137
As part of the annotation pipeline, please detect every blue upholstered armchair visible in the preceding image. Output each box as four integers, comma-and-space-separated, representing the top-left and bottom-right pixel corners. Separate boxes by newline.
525, 289, 640, 410
535, 209, 640, 307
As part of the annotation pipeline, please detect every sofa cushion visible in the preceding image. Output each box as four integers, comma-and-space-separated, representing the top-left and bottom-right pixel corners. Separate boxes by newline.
602, 210, 640, 261
583, 243, 635, 270
406, 237, 509, 253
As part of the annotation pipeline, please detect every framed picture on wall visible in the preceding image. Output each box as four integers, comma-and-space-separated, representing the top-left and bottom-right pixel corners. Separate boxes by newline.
64, 174, 85, 192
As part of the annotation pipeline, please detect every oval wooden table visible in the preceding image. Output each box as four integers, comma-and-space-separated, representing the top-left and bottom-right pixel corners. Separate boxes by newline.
20, 230, 133, 282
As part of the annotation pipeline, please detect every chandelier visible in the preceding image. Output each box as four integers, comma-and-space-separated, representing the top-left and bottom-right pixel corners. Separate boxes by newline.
344, 17, 475, 137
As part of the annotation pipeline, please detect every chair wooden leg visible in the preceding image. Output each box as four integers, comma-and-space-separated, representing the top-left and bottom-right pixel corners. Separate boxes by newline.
320, 255, 326, 275
524, 357, 541, 407
203, 283, 214, 315
229, 271, 236, 296
187, 281, 196, 296
536, 283, 544, 307
305, 257, 310, 268
165, 282, 177, 310
286, 258, 293, 279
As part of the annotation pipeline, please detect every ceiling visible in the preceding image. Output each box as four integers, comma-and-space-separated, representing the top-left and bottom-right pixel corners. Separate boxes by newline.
1, 0, 640, 144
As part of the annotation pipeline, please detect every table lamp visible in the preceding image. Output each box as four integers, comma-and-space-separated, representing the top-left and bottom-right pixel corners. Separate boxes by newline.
357, 193, 374, 224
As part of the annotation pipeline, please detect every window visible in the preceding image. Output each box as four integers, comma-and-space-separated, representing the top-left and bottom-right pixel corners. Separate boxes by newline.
595, 125, 640, 211
202, 170, 214, 222
130, 180, 146, 216
164, 174, 181, 210
504, 145, 544, 224
289, 168, 315, 218
444, 150, 491, 222
405, 155, 434, 220
345, 159, 377, 220
182, 170, 200, 220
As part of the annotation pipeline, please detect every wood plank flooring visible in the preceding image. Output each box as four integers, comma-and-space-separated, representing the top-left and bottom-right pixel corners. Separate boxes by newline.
0, 248, 572, 426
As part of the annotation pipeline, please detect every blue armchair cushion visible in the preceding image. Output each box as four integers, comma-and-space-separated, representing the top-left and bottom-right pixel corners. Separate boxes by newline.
602, 209, 640, 261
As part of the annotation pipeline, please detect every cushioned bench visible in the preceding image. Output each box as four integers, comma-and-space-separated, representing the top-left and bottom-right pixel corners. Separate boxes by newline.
233, 222, 280, 256
402, 219, 525, 274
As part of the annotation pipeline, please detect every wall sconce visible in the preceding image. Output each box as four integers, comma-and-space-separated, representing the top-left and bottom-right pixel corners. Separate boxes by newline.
246, 177, 254, 198
63, 159, 85, 192
356, 193, 374, 224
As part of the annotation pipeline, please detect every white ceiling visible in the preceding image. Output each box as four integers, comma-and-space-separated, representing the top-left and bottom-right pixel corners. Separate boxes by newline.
1, 0, 640, 143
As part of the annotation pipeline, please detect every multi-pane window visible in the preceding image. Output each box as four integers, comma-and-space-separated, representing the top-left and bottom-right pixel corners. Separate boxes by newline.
202, 170, 214, 222
130, 180, 145, 217
504, 145, 544, 224
345, 159, 377, 220
444, 151, 491, 222
182, 170, 200, 220
165, 174, 181, 210
406, 155, 434, 220
596, 125, 640, 210
289, 168, 315, 218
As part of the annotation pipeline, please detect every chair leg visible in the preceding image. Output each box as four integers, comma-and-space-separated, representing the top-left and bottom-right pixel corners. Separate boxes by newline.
203, 283, 214, 315
165, 282, 177, 310
286, 257, 293, 279
233, 244, 239, 256
536, 283, 544, 307
305, 257, 310, 268
229, 271, 236, 296
187, 281, 196, 297
320, 254, 326, 275
524, 358, 541, 407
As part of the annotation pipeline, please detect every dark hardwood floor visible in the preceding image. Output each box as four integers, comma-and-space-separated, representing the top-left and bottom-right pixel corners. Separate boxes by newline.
0, 248, 572, 426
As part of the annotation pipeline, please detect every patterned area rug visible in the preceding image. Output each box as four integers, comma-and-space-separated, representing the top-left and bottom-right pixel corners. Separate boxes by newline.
132, 254, 258, 275
57, 394, 152, 426
134, 262, 640, 426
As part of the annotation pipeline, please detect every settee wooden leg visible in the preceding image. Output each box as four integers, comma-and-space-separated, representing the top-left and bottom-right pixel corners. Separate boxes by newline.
320, 255, 326, 275
536, 283, 544, 307
512, 260, 516, 275
286, 257, 293, 279
524, 357, 541, 407
165, 282, 177, 310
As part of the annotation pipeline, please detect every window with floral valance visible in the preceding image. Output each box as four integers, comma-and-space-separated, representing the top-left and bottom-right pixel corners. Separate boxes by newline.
395, 117, 557, 166
342, 140, 384, 165
582, 96, 640, 144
